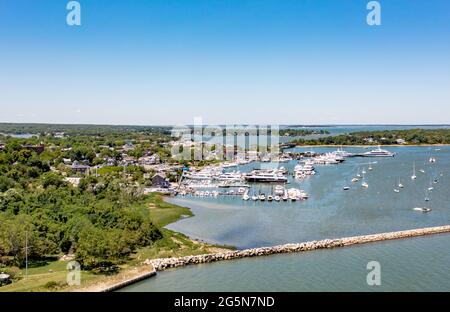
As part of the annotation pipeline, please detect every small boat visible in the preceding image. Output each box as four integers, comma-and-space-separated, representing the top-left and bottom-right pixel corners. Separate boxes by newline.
242, 194, 250, 201
362, 168, 367, 174
411, 162, 417, 180
428, 178, 434, 191
343, 186, 350, 191
424, 187, 431, 202
351, 178, 359, 183
419, 169, 425, 173
274, 185, 285, 196
361, 172, 368, 188
259, 194, 266, 201
413, 207, 432, 213
398, 178, 404, 188
282, 195, 289, 201
267, 195, 273, 202
394, 189, 400, 193
433, 179, 439, 184
429, 157, 436, 163
274, 195, 281, 202
368, 165, 373, 171
251, 195, 258, 201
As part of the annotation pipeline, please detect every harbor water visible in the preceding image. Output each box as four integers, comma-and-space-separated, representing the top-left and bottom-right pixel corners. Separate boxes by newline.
122, 145, 450, 291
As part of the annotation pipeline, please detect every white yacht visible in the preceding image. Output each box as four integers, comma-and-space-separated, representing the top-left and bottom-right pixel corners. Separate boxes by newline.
183, 171, 213, 180
274, 185, 285, 196
245, 170, 288, 183
363, 145, 395, 157
333, 147, 354, 158
216, 171, 243, 182
294, 163, 315, 178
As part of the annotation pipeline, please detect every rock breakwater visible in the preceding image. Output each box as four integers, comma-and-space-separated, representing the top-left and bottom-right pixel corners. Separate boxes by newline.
145, 225, 450, 271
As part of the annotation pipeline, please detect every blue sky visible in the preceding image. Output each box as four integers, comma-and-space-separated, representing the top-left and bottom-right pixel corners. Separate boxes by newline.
1, 0, 449, 125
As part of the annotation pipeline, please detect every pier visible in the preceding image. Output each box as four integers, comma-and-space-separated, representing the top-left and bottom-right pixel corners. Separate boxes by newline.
146, 225, 450, 271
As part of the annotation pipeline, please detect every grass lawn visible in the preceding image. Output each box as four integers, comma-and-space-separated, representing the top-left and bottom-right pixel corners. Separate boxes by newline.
0, 260, 98, 292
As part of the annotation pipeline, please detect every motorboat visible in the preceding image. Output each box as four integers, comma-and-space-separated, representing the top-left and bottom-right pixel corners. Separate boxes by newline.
351, 178, 359, 183
274, 195, 281, 202
216, 171, 243, 182
332, 147, 354, 158
394, 189, 400, 193
361, 172, 368, 188
251, 195, 258, 201
267, 195, 273, 202
294, 163, 316, 178
259, 194, 266, 201
429, 157, 436, 163
413, 207, 432, 212
274, 185, 285, 196
242, 194, 250, 201
363, 145, 395, 157
343, 186, 350, 191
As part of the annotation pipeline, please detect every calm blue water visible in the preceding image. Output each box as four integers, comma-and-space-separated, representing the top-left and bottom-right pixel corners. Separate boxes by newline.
0, 133, 35, 138
121, 234, 450, 292
194, 125, 450, 145
167, 146, 450, 248
122, 145, 450, 291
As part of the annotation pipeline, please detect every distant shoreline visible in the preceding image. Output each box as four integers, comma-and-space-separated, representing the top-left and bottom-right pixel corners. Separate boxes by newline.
288, 144, 450, 148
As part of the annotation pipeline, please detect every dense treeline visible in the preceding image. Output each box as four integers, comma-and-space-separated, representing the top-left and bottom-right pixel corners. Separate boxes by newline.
280, 129, 330, 136
0, 123, 172, 137
290, 129, 450, 145
0, 133, 164, 272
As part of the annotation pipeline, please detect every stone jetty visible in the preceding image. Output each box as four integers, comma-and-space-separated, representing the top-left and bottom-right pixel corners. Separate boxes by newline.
145, 225, 450, 271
